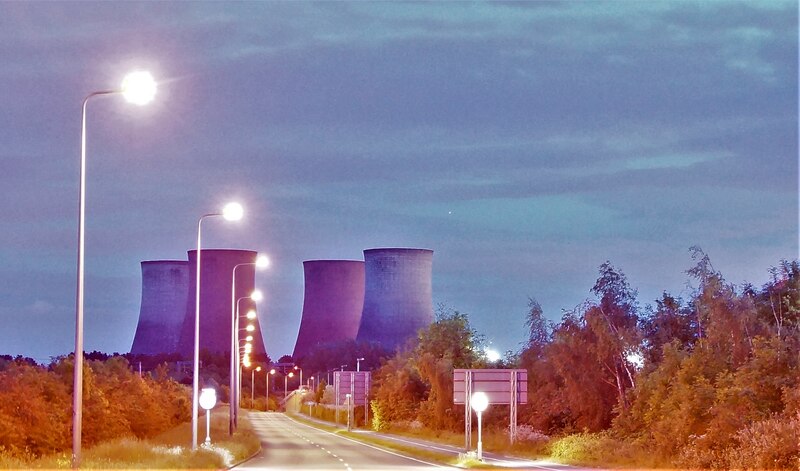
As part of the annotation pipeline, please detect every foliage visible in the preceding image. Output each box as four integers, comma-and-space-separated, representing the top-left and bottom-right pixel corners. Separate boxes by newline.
0, 355, 190, 460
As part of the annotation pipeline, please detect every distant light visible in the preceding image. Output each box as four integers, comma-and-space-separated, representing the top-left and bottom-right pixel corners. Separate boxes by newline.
244, 343, 252, 353
627, 351, 644, 369
256, 366, 262, 372
255, 255, 270, 269
250, 290, 263, 302
471, 391, 489, 412
246, 310, 256, 320
121, 71, 156, 105
288, 372, 294, 378
245, 335, 253, 342
485, 348, 501, 362
246, 325, 255, 332
269, 369, 276, 375
222, 202, 244, 221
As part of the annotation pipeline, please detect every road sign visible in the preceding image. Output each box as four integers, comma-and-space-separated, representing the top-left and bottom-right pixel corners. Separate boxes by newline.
454, 368, 527, 448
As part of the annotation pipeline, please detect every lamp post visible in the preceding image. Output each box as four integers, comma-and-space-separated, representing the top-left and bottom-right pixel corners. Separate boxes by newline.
284, 371, 294, 397
230, 255, 268, 434
191, 202, 243, 450
251, 366, 261, 408
199, 388, 217, 446
470, 392, 489, 462
72, 70, 156, 469
231, 289, 262, 433
356, 357, 365, 372
266, 368, 275, 410
294, 365, 302, 390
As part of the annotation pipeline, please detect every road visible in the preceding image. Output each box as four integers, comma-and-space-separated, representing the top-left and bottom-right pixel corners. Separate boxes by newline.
235, 412, 455, 470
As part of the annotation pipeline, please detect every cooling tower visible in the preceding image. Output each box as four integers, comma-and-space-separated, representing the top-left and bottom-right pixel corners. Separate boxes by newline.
292, 260, 365, 361
356, 248, 434, 351
177, 249, 268, 359
130, 260, 190, 356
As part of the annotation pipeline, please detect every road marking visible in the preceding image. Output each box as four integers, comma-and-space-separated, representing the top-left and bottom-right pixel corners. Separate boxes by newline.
284, 415, 451, 468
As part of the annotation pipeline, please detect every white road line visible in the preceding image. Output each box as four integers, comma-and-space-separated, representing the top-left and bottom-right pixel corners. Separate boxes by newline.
284, 415, 452, 469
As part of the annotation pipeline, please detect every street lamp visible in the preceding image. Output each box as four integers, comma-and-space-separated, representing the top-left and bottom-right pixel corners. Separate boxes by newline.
73, 70, 156, 468
266, 368, 276, 410
230, 255, 268, 434
356, 357, 365, 372
199, 388, 217, 446
294, 365, 303, 390
470, 392, 489, 462
284, 371, 294, 397
231, 289, 262, 433
251, 366, 262, 408
192, 201, 243, 450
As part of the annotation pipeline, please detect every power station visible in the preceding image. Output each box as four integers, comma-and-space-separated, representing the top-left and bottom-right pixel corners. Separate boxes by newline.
131, 246, 435, 361
356, 248, 434, 351
177, 249, 268, 359
130, 249, 267, 360
292, 260, 365, 362
130, 260, 190, 356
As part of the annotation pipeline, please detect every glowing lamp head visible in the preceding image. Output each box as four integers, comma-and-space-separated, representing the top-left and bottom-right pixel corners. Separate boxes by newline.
121, 71, 156, 105
255, 255, 270, 269
222, 202, 244, 221
246, 324, 255, 332
199, 388, 217, 410
245, 335, 253, 342
246, 310, 256, 320
288, 372, 294, 378
256, 366, 262, 372
269, 369, 276, 375
471, 391, 489, 413
244, 343, 252, 353
250, 290, 263, 302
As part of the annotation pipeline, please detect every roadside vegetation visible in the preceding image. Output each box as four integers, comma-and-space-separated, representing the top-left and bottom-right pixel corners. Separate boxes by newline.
0, 355, 259, 468
296, 248, 800, 469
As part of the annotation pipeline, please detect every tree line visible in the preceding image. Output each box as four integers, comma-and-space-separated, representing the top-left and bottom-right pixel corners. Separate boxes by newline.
363, 248, 800, 469
0, 355, 190, 460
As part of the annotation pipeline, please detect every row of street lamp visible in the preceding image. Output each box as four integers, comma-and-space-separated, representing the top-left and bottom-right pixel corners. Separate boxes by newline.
73, 71, 270, 465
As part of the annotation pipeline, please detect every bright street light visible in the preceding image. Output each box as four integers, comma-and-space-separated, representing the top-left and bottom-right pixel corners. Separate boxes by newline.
121, 71, 157, 105
223, 202, 244, 221
471, 392, 489, 461
199, 388, 217, 446
230, 256, 268, 435
246, 310, 256, 320
266, 368, 276, 410
73, 70, 156, 468
251, 366, 262, 407
192, 202, 243, 450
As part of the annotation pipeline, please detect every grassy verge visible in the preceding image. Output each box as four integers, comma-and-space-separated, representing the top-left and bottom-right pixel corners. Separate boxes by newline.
0, 405, 260, 469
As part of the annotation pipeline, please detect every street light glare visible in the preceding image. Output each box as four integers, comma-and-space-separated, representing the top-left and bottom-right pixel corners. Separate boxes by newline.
255, 254, 270, 268
222, 202, 244, 221
246, 310, 256, 320
250, 290, 263, 302
246, 324, 255, 332
471, 391, 489, 412
121, 71, 156, 105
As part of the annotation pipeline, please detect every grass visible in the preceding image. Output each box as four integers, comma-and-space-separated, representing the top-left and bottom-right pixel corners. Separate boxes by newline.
0, 405, 261, 469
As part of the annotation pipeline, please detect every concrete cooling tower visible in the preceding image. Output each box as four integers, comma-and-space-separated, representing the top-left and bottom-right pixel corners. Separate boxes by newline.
130, 260, 190, 356
177, 249, 268, 359
292, 260, 365, 362
356, 248, 434, 351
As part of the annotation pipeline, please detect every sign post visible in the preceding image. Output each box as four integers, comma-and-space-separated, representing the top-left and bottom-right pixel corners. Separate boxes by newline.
454, 369, 527, 450
334, 371, 371, 429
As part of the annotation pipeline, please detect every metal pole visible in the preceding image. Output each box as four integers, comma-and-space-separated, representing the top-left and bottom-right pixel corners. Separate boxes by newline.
73, 90, 114, 469
192, 216, 203, 450
477, 410, 483, 461
230, 265, 238, 435
251, 369, 255, 407
205, 409, 211, 445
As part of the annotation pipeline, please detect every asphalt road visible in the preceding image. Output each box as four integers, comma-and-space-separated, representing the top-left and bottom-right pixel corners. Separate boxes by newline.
234, 412, 455, 470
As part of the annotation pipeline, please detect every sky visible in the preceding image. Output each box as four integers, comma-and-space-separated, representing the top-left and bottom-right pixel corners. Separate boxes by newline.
0, 1, 797, 364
